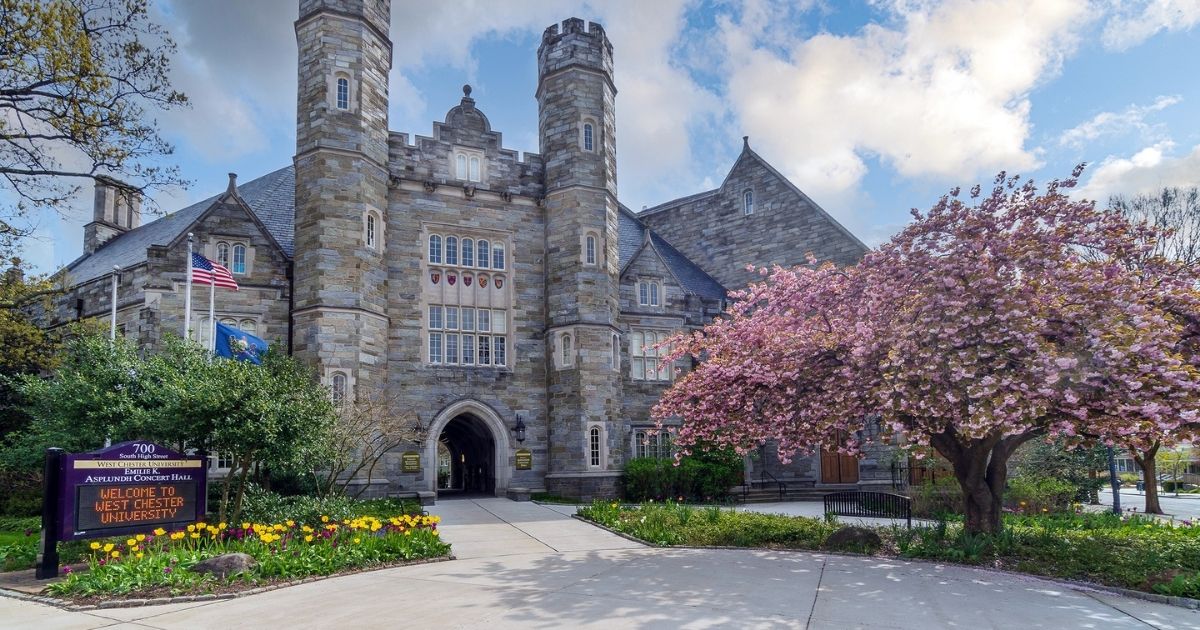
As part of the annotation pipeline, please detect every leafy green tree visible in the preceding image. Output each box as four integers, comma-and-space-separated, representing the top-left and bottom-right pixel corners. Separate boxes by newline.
4, 332, 338, 524
0, 259, 62, 438
1157, 446, 1195, 496
1010, 439, 1107, 504
0, 0, 189, 255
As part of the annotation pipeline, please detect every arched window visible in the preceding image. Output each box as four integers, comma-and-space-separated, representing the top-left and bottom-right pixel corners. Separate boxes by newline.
589, 426, 602, 467
330, 372, 347, 407
585, 235, 597, 265
232, 244, 246, 274
336, 77, 349, 110
429, 234, 442, 264
239, 319, 257, 336
583, 123, 594, 152
216, 242, 230, 268
638, 280, 661, 307
476, 239, 490, 269
445, 236, 458, 265
469, 156, 481, 182
461, 238, 474, 266
492, 242, 504, 270
456, 155, 467, 179
559, 332, 573, 368
743, 189, 754, 216
611, 333, 620, 371
366, 213, 378, 250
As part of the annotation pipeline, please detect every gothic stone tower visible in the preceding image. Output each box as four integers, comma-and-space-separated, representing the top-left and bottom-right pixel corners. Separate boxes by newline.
293, 0, 392, 398
538, 19, 624, 497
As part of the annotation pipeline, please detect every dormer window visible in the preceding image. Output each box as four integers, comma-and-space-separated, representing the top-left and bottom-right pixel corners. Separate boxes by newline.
453, 147, 485, 183
638, 280, 661, 307
232, 244, 246, 274
743, 189, 754, 216
217, 242, 230, 268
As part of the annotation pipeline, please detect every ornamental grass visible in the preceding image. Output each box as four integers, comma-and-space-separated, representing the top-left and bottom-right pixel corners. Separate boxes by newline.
47, 513, 449, 598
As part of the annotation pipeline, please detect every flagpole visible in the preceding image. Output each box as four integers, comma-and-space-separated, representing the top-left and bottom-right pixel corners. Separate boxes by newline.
208, 276, 216, 354
109, 265, 120, 341
184, 233, 193, 341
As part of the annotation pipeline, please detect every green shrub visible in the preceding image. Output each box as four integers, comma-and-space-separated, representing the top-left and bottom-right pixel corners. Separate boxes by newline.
1006, 475, 1078, 513
1118, 472, 1141, 485
238, 485, 421, 525
621, 449, 742, 503
909, 477, 962, 519
1161, 481, 1195, 493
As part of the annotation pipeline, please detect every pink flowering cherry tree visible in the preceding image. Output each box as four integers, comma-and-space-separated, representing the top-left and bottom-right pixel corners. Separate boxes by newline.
654, 169, 1200, 534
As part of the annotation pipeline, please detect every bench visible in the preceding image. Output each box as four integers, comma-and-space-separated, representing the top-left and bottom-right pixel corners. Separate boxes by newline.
823, 491, 912, 528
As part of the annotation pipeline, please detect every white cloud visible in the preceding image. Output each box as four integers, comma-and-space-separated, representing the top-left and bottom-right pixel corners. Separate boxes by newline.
1102, 0, 1200, 51
1075, 141, 1200, 201
717, 0, 1091, 201
1058, 95, 1181, 148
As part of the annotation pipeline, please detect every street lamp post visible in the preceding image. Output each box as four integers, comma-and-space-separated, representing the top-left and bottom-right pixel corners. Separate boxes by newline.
1106, 446, 1122, 515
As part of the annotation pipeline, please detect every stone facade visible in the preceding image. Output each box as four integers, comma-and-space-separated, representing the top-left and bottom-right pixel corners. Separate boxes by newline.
39, 1, 883, 502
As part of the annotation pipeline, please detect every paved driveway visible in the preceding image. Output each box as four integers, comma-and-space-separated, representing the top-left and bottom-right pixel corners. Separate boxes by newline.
2, 497, 1198, 629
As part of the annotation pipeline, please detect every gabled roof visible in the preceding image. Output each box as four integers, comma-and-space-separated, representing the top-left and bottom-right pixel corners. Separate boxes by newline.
65, 166, 295, 285
617, 205, 726, 301
636, 143, 869, 253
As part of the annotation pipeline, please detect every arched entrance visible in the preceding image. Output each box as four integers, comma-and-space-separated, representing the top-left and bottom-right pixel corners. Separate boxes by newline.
424, 400, 511, 497
437, 415, 495, 495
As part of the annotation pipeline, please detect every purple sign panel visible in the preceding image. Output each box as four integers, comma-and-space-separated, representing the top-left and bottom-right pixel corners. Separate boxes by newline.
59, 441, 206, 541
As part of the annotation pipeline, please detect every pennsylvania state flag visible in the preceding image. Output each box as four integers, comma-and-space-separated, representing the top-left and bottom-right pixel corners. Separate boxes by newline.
215, 322, 268, 365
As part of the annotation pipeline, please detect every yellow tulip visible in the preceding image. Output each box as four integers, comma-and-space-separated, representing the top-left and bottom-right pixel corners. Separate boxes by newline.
136, 552, 144, 559
186, 524, 195, 532
153, 528, 166, 536
110, 550, 120, 558
136, 534, 146, 542
126, 538, 137, 547
305, 534, 314, 542
90, 542, 101, 550
103, 543, 114, 552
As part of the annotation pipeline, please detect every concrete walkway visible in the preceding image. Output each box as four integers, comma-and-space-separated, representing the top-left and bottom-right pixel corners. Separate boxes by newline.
2, 498, 1198, 628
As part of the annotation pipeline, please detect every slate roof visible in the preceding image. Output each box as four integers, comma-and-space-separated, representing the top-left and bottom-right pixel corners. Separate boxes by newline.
617, 205, 726, 301
65, 166, 295, 285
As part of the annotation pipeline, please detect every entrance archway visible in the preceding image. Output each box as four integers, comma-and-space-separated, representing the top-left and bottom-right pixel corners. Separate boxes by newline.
424, 400, 511, 497
438, 415, 495, 495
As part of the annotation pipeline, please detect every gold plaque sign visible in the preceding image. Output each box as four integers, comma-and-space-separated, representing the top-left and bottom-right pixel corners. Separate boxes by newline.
515, 449, 532, 470
401, 451, 421, 473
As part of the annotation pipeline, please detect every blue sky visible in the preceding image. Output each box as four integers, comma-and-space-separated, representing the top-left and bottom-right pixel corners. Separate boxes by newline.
20, 0, 1200, 274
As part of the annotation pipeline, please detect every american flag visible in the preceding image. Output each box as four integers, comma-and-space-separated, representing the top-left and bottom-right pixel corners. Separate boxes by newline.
191, 252, 238, 290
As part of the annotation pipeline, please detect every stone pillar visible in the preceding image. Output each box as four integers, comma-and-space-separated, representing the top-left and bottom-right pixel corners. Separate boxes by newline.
538, 19, 623, 499
291, 0, 392, 397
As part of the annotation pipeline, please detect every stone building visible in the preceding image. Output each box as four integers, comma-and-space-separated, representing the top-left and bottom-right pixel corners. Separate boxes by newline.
41, 0, 887, 500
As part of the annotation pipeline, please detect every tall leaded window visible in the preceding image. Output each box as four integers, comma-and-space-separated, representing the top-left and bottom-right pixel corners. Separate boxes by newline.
583, 123, 594, 152
492, 243, 505, 270
456, 155, 467, 179
429, 235, 442, 264
558, 332, 573, 368
631, 330, 672, 381
588, 425, 602, 468
611, 333, 620, 371
231, 244, 246, 274
476, 239, 490, 269
461, 238, 474, 267
366, 214, 378, 250
585, 235, 597, 265
638, 280, 661, 307
445, 236, 458, 265
336, 77, 349, 110
743, 189, 754, 216
330, 372, 347, 407
217, 242, 230, 268
469, 156, 481, 182
427, 306, 506, 368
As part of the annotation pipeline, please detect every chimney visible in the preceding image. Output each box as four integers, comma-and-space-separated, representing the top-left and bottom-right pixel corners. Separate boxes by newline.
83, 177, 141, 255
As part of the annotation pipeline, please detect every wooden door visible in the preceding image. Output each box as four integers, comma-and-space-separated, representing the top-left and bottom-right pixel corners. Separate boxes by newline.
821, 433, 860, 484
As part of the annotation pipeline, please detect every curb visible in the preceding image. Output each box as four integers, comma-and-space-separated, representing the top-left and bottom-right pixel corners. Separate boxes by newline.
571, 514, 1200, 611
0, 554, 455, 612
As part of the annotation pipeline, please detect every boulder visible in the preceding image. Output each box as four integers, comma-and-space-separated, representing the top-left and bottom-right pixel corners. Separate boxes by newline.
824, 526, 882, 552
190, 552, 257, 578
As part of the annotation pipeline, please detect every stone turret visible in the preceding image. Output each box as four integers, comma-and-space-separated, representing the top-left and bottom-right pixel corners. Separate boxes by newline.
83, 177, 141, 254
292, 0, 392, 398
537, 18, 624, 497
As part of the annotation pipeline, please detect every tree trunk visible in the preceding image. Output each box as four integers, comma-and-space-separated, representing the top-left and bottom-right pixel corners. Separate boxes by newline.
1133, 443, 1162, 514
931, 428, 1038, 535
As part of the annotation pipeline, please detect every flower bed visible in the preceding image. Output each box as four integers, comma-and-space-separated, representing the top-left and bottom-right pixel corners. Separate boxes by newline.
45, 512, 450, 600
578, 500, 1200, 599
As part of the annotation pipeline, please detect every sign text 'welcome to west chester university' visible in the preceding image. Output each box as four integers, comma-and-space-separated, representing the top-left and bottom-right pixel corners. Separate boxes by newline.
58, 441, 207, 541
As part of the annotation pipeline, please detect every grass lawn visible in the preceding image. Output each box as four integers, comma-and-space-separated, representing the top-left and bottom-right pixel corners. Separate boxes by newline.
578, 500, 1200, 600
